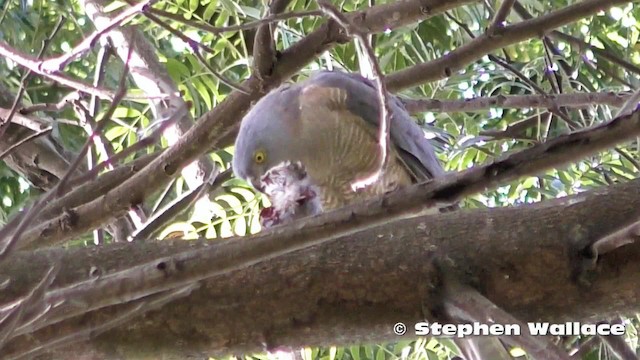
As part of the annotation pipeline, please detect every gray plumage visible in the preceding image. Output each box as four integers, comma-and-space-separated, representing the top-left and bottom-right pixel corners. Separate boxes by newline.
233, 70, 444, 210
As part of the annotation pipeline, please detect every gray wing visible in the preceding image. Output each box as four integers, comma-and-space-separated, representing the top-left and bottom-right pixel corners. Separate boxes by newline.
303, 70, 445, 181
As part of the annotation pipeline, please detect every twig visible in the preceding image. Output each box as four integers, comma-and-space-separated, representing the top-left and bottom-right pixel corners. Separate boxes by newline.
18, 92, 82, 115
386, 0, 631, 90
401, 92, 629, 113
488, 0, 516, 33
0, 16, 65, 138
0, 127, 53, 162
479, 112, 549, 140
317, 0, 391, 190
143, 10, 217, 56
569, 336, 600, 359
86, 44, 114, 245
0, 265, 57, 351
445, 12, 580, 129
0, 198, 45, 264
38, 0, 156, 73
598, 318, 637, 360
0, 42, 117, 100
541, 38, 563, 95
591, 220, 640, 257
67, 104, 186, 187
150, 8, 322, 35
6, 283, 197, 360
191, 48, 250, 94
512, 2, 640, 77
55, 39, 134, 197
615, 88, 640, 118
494, 54, 579, 128
129, 168, 231, 241
0, 108, 48, 131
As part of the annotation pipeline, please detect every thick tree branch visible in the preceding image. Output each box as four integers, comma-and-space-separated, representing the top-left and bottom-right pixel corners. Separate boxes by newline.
252, 0, 292, 80
2, 177, 640, 357
4, 106, 640, 347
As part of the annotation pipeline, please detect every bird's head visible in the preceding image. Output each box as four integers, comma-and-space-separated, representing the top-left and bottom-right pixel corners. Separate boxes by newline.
233, 84, 302, 192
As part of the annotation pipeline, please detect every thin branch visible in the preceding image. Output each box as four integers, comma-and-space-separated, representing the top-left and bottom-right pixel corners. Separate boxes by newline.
55, 40, 134, 196
129, 168, 231, 241
0, 42, 116, 99
615, 88, 640, 118
591, 220, 640, 257
67, 104, 186, 188
0, 198, 46, 264
0, 127, 52, 162
445, 11, 580, 129
192, 48, 250, 94
6, 284, 197, 360
150, 8, 322, 35
597, 318, 637, 360
541, 38, 563, 95
386, 0, 631, 90
18, 92, 82, 115
488, 0, 516, 33
488, 54, 580, 129
38, 0, 156, 73
569, 336, 600, 359
0, 108, 49, 131
0, 16, 65, 137
479, 112, 549, 140
317, 0, 391, 190
41, 152, 159, 220
440, 277, 570, 360
512, 2, 640, 77
0, 265, 57, 351
402, 92, 629, 113
552, 31, 640, 77
86, 43, 113, 245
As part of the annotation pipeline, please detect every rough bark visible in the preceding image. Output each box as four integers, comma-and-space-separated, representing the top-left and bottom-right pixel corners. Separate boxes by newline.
2, 177, 640, 359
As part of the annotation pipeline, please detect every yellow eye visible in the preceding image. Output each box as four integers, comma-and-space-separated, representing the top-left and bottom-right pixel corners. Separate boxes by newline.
254, 150, 266, 164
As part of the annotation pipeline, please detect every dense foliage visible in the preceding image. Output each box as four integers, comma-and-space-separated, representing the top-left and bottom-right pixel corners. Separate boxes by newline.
0, 0, 638, 358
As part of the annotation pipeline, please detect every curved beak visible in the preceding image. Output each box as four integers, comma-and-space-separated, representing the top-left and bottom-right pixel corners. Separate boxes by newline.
248, 177, 264, 192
